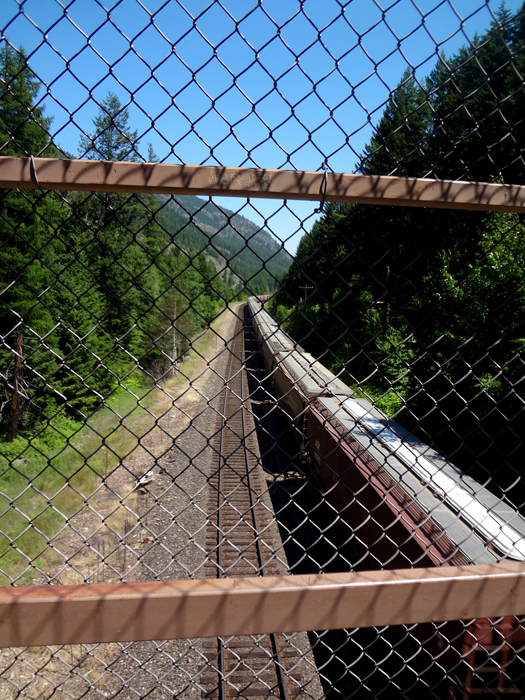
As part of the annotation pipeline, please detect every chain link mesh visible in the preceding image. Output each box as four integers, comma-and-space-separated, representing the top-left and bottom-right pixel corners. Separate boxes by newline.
1, 0, 525, 697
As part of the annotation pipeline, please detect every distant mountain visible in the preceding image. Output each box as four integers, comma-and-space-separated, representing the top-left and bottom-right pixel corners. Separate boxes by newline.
158, 195, 292, 291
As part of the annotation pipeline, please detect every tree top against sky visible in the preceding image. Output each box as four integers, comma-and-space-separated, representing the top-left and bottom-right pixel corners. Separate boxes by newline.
78, 91, 139, 162
1, 0, 523, 251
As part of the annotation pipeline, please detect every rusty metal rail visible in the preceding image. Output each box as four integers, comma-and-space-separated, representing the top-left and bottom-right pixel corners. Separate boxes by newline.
2, 156, 525, 213
1, 562, 525, 648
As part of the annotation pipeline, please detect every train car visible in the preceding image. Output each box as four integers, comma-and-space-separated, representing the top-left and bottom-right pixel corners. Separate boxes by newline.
248, 297, 525, 567
309, 396, 525, 568
306, 395, 525, 692
247, 297, 352, 430
247, 295, 294, 373
247, 297, 525, 695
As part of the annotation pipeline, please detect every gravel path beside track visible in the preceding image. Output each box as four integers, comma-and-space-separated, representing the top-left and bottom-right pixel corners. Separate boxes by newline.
0, 304, 323, 700
1, 305, 242, 700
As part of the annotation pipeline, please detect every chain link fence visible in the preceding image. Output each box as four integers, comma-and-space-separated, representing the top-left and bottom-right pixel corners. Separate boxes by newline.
1, 0, 525, 697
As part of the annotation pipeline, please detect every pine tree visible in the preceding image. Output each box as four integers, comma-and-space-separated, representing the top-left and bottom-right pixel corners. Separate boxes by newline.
0, 46, 63, 435
74, 93, 170, 376
360, 69, 432, 177
276, 3, 525, 504
428, 1, 525, 182
0, 45, 52, 157
78, 92, 139, 161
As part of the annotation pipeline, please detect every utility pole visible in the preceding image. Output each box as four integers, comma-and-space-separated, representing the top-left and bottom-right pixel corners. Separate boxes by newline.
299, 284, 313, 303
7, 332, 23, 443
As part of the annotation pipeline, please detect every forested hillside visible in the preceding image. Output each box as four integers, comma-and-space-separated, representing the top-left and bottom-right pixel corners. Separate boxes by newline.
0, 46, 287, 448
160, 195, 292, 293
272, 4, 525, 507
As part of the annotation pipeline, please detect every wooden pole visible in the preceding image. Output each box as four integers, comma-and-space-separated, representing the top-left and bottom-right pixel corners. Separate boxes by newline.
299, 284, 313, 303
7, 332, 23, 443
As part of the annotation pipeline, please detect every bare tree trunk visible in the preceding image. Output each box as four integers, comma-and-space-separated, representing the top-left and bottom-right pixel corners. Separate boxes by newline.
7, 332, 23, 443
172, 295, 178, 377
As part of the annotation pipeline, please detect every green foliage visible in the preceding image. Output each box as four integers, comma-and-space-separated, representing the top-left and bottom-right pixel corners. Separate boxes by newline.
79, 91, 139, 161
160, 195, 291, 293
0, 81, 242, 442
426, 4, 525, 182
275, 5, 525, 507
361, 69, 432, 177
0, 45, 52, 157
359, 4, 525, 183
0, 73, 255, 577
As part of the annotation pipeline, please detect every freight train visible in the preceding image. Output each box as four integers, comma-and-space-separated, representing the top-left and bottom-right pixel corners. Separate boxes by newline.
247, 296, 525, 696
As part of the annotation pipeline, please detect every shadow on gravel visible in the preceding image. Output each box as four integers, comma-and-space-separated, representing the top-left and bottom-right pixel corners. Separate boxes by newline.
243, 307, 439, 700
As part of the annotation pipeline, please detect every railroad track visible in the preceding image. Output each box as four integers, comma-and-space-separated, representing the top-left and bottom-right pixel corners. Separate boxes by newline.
200, 306, 301, 699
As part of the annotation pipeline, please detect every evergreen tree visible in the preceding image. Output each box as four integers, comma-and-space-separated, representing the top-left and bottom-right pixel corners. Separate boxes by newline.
360, 69, 432, 177
275, 2, 525, 506
0, 46, 64, 434
0, 45, 52, 157
427, 2, 525, 182
74, 93, 162, 355
79, 92, 138, 161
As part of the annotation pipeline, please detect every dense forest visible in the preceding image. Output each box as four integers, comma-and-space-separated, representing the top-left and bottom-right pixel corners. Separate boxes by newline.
0, 46, 288, 447
272, 4, 525, 507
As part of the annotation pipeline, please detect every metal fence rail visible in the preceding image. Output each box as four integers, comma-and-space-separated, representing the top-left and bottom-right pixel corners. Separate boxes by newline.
1, 1, 525, 698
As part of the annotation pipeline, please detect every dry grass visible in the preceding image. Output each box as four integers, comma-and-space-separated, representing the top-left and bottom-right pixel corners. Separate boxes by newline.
0, 305, 238, 584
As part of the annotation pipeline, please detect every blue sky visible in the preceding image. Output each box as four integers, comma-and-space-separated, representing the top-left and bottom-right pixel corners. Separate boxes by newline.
1, 0, 521, 252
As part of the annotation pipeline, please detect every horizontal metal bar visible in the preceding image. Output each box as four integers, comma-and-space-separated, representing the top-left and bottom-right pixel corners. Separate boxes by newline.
1, 157, 525, 212
1, 562, 525, 647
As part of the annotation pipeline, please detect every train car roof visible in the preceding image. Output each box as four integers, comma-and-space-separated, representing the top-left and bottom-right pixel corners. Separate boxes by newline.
247, 299, 353, 397
277, 351, 353, 398
248, 302, 295, 353
314, 396, 525, 565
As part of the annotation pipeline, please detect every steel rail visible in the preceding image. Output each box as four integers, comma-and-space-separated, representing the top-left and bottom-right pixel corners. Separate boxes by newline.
2, 156, 525, 213
216, 332, 238, 700
240, 310, 289, 700
215, 315, 288, 699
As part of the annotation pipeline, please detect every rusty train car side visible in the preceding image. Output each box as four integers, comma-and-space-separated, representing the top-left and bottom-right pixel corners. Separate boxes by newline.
247, 296, 525, 695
